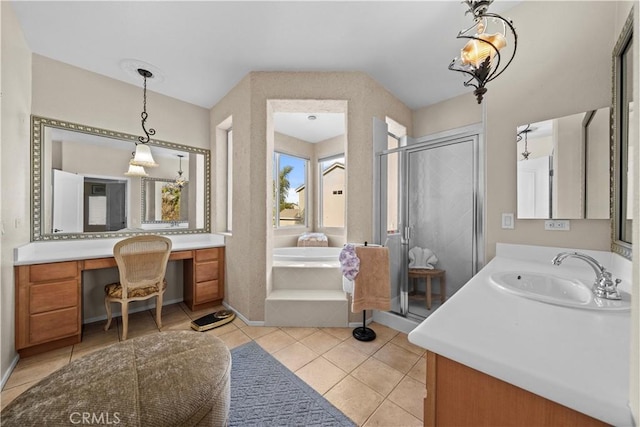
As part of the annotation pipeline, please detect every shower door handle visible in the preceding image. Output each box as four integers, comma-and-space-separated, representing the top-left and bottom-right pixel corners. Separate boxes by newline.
401, 226, 411, 245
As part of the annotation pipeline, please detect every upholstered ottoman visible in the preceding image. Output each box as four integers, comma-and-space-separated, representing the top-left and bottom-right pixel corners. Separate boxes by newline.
1, 331, 231, 426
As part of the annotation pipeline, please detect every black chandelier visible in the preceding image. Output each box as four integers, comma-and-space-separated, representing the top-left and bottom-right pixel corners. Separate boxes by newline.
130, 68, 159, 168
449, 0, 517, 104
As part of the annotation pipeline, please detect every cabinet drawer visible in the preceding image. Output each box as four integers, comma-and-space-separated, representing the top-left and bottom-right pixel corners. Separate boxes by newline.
195, 248, 219, 262
194, 280, 220, 303
30, 307, 79, 344
30, 261, 78, 282
195, 261, 219, 282
30, 280, 78, 314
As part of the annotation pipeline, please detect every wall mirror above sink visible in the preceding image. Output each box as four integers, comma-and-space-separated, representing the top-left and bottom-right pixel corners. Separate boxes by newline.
515, 106, 610, 220
611, 8, 634, 260
31, 116, 210, 241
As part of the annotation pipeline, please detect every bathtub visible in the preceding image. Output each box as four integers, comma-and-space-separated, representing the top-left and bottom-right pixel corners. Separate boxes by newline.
273, 246, 342, 263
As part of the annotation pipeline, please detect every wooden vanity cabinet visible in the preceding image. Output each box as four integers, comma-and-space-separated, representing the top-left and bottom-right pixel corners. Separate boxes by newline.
15, 261, 82, 357
424, 351, 607, 427
183, 247, 225, 311
15, 246, 225, 357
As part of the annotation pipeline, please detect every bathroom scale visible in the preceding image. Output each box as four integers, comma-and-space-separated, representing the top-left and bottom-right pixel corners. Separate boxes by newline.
191, 310, 236, 332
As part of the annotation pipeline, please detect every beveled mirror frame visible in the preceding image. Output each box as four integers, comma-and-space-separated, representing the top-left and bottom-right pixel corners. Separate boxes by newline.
611, 7, 634, 260
31, 115, 211, 241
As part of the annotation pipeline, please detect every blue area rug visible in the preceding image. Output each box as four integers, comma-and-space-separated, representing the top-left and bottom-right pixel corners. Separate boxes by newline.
229, 341, 356, 426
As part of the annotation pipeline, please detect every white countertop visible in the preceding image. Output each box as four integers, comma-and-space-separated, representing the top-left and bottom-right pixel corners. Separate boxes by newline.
408, 243, 633, 426
14, 233, 225, 265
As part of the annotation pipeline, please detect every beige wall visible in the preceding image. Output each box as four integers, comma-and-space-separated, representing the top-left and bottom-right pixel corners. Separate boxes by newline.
1, 2, 32, 385
212, 72, 412, 321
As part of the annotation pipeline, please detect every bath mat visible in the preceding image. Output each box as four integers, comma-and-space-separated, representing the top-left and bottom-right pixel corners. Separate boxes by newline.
229, 341, 355, 426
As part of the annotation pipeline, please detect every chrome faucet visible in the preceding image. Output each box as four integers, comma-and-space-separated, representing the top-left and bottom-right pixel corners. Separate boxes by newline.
552, 251, 622, 300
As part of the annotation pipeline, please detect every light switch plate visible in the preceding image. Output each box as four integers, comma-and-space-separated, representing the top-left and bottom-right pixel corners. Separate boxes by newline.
501, 213, 514, 229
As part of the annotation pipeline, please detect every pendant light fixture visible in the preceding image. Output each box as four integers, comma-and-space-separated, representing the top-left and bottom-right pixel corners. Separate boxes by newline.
517, 124, 532, 160
449, 0, 517, 104
124, 152, 149, 177
174, 154, 187, 189
131, 68, 159, 168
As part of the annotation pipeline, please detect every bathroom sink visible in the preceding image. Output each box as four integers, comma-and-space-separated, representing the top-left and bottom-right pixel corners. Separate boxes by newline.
490, 272, 631, 311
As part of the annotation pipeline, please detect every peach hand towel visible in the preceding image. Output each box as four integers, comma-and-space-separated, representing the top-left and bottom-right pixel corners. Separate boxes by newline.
352, 246, 391, 312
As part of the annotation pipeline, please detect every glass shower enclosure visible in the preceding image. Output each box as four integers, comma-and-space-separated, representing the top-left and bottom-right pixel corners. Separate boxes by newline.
375, 126, 483, 321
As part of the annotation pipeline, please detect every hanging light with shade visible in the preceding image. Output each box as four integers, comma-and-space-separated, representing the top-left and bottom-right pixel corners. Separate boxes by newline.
516, 124, 532, 160
130, 68, 159, 168
174, 154, 187, 189
124, 152, 149, 177
448, 0, 517, 104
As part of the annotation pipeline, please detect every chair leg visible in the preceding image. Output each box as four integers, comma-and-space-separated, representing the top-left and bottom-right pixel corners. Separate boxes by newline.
155, 293, 163, 329
426, 277, 433, 310
121, 301, 129, 341
104, 299, 112, 331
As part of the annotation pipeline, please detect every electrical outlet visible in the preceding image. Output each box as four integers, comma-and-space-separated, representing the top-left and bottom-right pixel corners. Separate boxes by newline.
501, 213, 514, 229
544, 220, 570, 231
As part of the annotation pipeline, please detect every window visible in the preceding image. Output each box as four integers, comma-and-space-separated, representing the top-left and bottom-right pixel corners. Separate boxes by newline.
227, 128, 233, 231
385, 116, 406, 234
319, 155, 345, 228
273, 152, 308, 227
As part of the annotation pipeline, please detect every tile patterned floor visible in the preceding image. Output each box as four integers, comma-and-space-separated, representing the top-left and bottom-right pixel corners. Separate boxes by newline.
1, 303, 425, 426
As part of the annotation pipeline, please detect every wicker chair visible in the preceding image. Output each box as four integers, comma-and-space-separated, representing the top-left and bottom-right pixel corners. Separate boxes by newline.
105, 235, 172, 340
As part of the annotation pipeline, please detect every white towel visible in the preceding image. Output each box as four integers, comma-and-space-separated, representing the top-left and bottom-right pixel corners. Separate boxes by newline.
408, 246, 438, 269
342, 276, 354, 294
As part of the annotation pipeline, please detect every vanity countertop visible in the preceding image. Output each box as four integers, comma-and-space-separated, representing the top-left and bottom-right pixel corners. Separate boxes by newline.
14, 233, 226, 265
408, 243, 633, 426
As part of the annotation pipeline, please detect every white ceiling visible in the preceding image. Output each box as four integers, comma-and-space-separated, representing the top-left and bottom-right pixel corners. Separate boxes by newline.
274, 112, 345, 143
11, 0, 520, 113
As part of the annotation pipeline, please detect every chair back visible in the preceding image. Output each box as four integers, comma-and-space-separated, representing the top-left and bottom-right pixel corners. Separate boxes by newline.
113, 235, 172, 292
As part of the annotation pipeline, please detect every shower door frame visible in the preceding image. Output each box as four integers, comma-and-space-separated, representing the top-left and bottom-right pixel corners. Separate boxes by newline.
375, 124, 485, 320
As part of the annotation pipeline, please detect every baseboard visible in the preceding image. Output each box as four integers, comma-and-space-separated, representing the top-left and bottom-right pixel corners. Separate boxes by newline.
222, 301, 265, 327
1, 353, 20, 391
83, 298, 183, 324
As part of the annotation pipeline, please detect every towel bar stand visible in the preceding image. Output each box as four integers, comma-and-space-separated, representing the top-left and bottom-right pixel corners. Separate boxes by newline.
352, 241, 377, 342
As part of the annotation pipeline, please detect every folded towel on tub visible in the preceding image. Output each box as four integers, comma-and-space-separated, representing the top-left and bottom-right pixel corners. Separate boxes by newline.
297, 232, 328, 247
352, 246, 390, 312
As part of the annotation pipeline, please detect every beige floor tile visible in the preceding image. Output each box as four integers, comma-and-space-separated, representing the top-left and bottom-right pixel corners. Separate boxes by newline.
272, 342, 318, 372
344, 336, 386, 356
391, 333, 426, 356
217, 329, 251, 350
363, 399, 422, 427
159, 305, 192, 326
13, 345, 73, 367
295, 357, 347, 395
181, 303, 218, 320
368, 322, 399, 343
388, 376, 426, 421
352, 358, 404, 397
71, 340, 117, 361
281, 327, 318, 341
241, 326, 279, 339
373, 342, 421, 374
255, 330, 296, 353
324, 375, 384, 426
300, 330, 342, 354
321, 327, 353, 341
161, 320, 194, 332
407, 355, 427, 384
1, 381, 36, 410
323, 341, 369, 373
74, 326, 119, 352
4, 356, 69, 390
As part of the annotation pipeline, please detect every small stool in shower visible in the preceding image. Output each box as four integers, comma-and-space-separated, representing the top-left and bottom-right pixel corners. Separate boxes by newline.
408, 268, 446, 310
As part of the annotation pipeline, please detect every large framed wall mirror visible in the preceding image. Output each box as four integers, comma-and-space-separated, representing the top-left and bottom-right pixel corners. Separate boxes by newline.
611, 8, 634, 260
516, 107, 610, 219
31, 116, 211, 241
